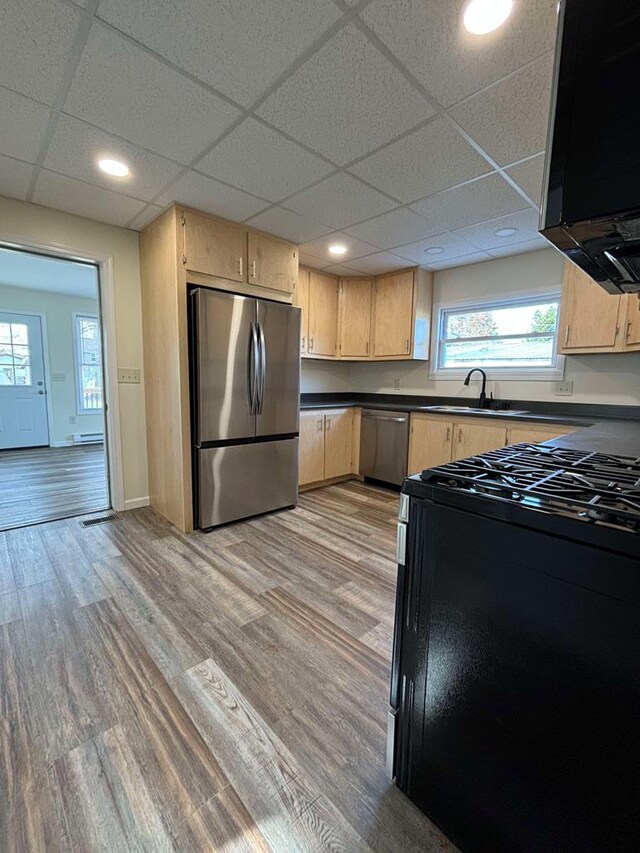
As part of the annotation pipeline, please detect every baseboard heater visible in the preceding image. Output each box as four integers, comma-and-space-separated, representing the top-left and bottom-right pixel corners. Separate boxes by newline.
72, 432, 104, 445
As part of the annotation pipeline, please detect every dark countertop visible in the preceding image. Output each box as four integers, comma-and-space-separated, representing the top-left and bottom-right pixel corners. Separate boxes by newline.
300, 392, 640, 457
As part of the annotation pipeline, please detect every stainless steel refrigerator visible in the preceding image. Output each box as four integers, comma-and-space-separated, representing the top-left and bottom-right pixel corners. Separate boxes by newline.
190, 287, 300, 528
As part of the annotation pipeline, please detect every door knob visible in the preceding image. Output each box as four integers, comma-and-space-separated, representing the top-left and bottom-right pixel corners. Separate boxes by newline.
37, 390, 44, 395
37, 380, 43, 386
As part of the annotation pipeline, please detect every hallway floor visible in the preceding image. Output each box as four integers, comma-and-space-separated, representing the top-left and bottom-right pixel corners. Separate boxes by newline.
0, 444, 109, 531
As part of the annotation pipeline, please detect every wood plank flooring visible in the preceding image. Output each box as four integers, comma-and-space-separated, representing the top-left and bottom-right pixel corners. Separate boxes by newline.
0, 481, 456, 852
0, 444, 109, 531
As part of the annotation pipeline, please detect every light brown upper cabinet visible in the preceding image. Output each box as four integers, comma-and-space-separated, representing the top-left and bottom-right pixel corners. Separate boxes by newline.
248, 231, 297, 294
182, 208, 246, 282
372, 269, 432, 360
293, 268, 310, 354
558, 261, 626, 353
623, 293, 640, 350
338, 278, 373, 358
308, 272, 339, 357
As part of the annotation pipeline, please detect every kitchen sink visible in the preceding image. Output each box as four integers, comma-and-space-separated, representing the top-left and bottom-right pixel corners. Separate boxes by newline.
418, 405, 529, 416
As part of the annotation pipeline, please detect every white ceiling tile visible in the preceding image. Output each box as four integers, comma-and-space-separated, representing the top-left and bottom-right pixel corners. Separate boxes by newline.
0, 0, 82, 105
505, 153, 546, 205
44, 115, 183, 202
362, 0, 558, 108
256, 24, 436, 165
126, 204, 165, 231
299, 251, 332, 269
350, 117, 491, 203
32, 170, 146, 227
245, 207, 331, 244
286, 173, 395, 230
425, 251, 493, 271
449, 54, 554, 166
323, 262, 365, 276
96, 0, 341, 107
486, 237, 550, 259
0, 156, 35, 202
196, 118, 334, 202
347, 252, 411, 275
454, 209, 543, 251
345, 207, 442, 249
411, 173, 530, 231
0, 89, 50, 163
301, 232, 378, 264
393, 232, 480, 264
64, 25, 242, 164
156, 171, 268, 221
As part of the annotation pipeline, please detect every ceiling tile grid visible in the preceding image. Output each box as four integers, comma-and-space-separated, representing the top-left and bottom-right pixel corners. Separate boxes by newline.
0, 0, 560, 269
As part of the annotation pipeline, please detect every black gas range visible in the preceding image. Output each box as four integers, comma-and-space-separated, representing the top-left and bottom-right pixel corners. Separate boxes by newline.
389, 442, 640, 853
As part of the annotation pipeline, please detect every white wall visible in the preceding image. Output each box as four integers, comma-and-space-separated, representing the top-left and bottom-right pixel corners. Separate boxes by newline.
348, 250, 640, 407
300, 359, 351, 393
0, 284, 103, 444
0, 195, 148, 507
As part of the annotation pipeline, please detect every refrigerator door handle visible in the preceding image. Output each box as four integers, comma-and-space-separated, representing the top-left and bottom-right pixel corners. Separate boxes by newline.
248, 322, 259, 415
257, 322, 266, 415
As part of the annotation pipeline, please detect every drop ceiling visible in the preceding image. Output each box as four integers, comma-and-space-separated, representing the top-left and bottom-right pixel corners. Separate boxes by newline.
0, 0, 558, 274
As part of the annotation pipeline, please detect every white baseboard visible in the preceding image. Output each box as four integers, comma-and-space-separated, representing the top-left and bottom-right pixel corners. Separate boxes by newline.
124, 496, 150, 511
50, 440, 73, 447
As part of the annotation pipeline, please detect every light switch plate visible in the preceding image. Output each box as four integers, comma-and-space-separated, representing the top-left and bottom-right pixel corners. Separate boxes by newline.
555, 380, 574, 396
118, 367, 140, 384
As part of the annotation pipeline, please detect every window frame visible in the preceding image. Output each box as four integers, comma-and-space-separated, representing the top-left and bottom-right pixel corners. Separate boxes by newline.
430, 292, 566, 380
73, 312, 104, 414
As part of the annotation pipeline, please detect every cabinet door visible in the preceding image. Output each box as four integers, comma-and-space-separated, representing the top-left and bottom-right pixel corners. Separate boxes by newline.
623, 294, 640, 350
324, 409, 353, 480
507, 423, 575, 446
452, 421, 507, 460
558, 262, 623, 352
293, 268, 310, 354
373, 271, 414, 357
182, 209, 246, 281
248, 231, 297, 293
308, 272, 339, 357
339, 278, 372, 357
408, 416, 454, 475
299, 411, 325, 485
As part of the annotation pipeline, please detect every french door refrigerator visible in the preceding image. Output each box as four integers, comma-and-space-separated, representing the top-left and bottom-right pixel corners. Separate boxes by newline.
190, 287, 300, 529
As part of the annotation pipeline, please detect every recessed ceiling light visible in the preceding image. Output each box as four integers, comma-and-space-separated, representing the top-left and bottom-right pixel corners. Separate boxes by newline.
463, 0, 513, 35
98, 158, 130, 177
328, 244, 347, 256
494, 227, 518, 237
424, 246, 445, 255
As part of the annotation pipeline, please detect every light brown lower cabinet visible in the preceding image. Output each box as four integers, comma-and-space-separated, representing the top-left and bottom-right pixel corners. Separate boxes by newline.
299, 408, 356, 487
408, 414, 577, 475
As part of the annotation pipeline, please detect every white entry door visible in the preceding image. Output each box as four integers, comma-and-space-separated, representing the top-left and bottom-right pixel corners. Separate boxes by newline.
0, 312, 49, 449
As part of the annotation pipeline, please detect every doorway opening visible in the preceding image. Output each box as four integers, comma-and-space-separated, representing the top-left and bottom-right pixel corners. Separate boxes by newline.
0, 246, 110, 530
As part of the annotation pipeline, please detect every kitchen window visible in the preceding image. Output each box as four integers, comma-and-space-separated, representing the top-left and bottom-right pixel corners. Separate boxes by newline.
433, 294, 564, 379
74, 314, 103, 412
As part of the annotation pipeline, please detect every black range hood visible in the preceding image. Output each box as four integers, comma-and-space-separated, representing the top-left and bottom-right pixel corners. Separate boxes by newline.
540, 0, 640, 294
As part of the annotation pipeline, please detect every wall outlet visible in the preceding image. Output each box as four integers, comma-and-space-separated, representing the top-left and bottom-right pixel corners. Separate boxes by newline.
555, 380, 574, 396
69, 416, 76, 424
393, 378, 401, 390
118, 367, 141, 384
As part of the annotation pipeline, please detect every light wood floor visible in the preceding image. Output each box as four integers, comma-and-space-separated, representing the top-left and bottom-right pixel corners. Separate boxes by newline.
0, 444, 109, 531
0, 481, 455, 852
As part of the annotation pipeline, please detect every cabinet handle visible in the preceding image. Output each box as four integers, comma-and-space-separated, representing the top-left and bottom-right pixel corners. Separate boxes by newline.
627, 320, 633, 340
238, 256, 243, 277
405, 338, 410, 352
326, 418, 331, 430
301, 335, 305, 351
446, 426, 451, 442
457, 427, 463, 442
564, 324, 570, 345
309, 336, 314, 351
251, 260, 257, 279
317, 418, 323, 431
615, 324, 620, 340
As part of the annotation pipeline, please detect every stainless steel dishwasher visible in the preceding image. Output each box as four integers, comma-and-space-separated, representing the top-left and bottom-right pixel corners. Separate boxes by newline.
359, 409, 409, 486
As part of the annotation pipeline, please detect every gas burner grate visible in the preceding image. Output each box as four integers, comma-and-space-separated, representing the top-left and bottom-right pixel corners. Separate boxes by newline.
421, 443, 640, 532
